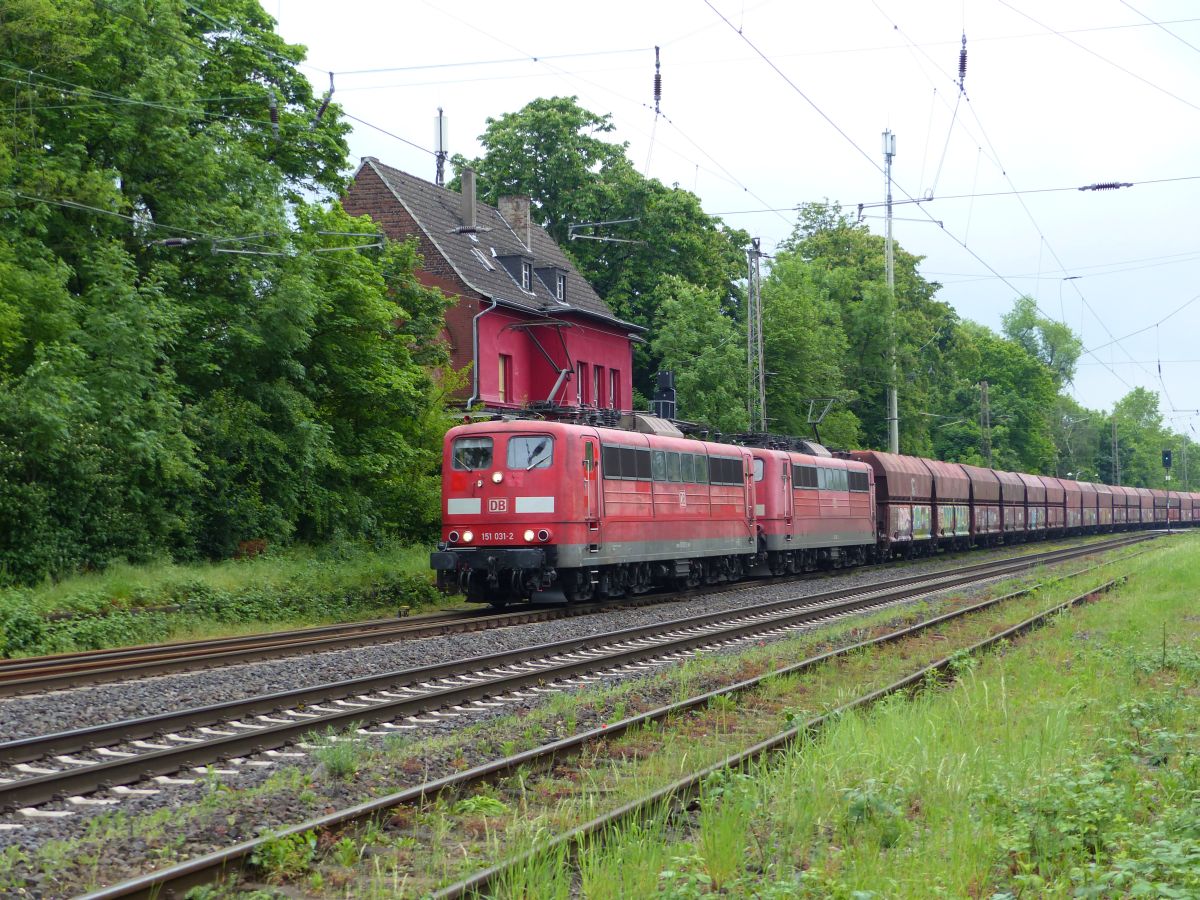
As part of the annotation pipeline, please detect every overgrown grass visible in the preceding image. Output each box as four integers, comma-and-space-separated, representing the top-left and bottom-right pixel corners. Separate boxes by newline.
0, 540, 447, 657
562, 533, 1200, 897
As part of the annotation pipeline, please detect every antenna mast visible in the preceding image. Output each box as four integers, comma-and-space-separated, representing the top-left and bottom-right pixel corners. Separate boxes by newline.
434, 107, 449, 187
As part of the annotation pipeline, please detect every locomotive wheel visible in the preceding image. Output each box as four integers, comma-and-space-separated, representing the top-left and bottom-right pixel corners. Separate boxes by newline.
562, 569, 594, 603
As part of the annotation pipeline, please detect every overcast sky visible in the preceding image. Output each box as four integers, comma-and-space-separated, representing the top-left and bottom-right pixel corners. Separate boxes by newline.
275, 0, 1200, 430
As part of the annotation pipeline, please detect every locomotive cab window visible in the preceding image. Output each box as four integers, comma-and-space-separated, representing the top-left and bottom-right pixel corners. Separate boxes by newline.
848, 471, 870, 492
452, 436, 493, 470
507, 435, 553, 469
695, 454, 708, 484
752, 458, 765, 482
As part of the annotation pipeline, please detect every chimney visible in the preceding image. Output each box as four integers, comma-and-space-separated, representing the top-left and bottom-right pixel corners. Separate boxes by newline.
498, 195, 532, 250
460, 168, 476, 231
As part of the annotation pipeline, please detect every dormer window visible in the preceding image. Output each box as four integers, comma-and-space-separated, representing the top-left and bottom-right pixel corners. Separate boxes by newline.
497, 253, 536, 293
536, 265, 568, 304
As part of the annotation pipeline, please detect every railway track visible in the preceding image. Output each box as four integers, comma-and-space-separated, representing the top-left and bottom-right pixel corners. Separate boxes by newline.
72, 540, 1150, 899
0, 534, 1144, 697
0, 534, 1150, 818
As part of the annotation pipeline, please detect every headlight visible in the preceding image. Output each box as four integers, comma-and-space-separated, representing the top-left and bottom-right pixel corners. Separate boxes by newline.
462, 530, 474, 543
524, 529, 535, 542
492, 471, 504, 484
448, 531, 459, 543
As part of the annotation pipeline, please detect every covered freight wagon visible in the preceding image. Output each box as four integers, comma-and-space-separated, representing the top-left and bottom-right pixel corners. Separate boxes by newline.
1018, 472, 1048, 538
846, 450, 933, 556
994, 470, 1026, 539
959, 463, 1001, 547
1040, 475, 1067, 535
922, 459, 971, 548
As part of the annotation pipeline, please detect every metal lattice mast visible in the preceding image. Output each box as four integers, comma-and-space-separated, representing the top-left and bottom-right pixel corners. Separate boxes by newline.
883, 129, 899, 454
747, 238, 766, 432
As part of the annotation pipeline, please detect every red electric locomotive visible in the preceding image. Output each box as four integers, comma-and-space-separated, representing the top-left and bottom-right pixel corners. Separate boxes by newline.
431, 419, 759, 604
748, 447, 875, 574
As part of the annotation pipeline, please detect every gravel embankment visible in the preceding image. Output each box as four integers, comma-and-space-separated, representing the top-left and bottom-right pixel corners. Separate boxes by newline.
0, 549, 1055, 742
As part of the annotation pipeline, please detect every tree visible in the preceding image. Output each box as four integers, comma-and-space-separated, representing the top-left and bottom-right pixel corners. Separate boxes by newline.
780, 203, 955, 455
0, 0, 450, 583
1111, 387, 1172, 488
648, 277, 747, 433
760, 251, 860, 447
1001, 295, 1082, 388
941, 322, 1057, 473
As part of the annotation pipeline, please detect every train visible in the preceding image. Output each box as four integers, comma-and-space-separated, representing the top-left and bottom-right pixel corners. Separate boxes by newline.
430, 416, 1190, 605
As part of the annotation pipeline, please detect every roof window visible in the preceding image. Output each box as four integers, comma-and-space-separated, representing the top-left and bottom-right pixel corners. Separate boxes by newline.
470, 247, 495, 271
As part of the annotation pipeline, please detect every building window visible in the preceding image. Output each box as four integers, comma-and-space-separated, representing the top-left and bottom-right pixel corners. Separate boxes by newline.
577, 362, 588, 405
556, 273, 566, 301
609, 369, 619, 410
521, 261, 532, 291
594, 365, 604, 408
498, 354, 512, 404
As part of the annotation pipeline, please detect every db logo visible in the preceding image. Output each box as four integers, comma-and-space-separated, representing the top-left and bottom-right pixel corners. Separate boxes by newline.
488, 498, 508, 513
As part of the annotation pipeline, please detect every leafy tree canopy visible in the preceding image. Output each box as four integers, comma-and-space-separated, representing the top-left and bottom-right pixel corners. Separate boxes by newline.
0, 0, 450, 584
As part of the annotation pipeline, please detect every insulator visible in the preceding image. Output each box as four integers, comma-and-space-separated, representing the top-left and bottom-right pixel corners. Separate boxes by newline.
654, 45, 662, 114
310, 73, 335, 131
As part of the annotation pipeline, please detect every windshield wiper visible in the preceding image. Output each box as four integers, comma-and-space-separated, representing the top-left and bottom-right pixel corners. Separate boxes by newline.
525, 440, 549, 470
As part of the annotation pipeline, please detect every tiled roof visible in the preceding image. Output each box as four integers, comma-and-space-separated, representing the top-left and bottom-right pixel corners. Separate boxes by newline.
361, 159, 638, 329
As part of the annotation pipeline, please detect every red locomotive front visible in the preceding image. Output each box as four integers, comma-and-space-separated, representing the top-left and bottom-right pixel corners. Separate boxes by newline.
431, 420, 591, 603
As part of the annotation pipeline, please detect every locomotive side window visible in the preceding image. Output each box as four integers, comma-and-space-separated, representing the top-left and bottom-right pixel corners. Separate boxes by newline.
848, 470, 870, 492
752, 458, 765, 482
507, 435, 553, 469
695, 454, 708, 483
816, 467, 828, 490
636, 448, 652, 480
452, 436, 493, 470
710, 456, 741, 484
681, 453, 695, 483
620, 446, 638, 479
793, 464, 818, 489
602, 444, 623, 478
651, 450, 667, 482
666, 452, 681, 482
832, 468, 848, 491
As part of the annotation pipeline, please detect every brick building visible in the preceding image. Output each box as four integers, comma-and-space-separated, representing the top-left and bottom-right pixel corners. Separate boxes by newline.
343, 157, 642, 414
